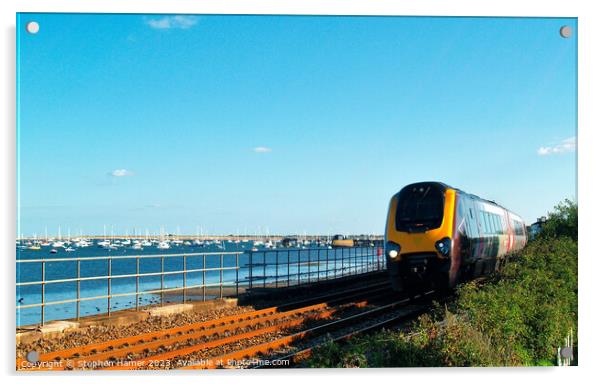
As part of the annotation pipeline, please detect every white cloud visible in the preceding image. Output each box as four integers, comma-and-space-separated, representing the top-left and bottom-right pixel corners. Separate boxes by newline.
537, 137, 576, 156
145, 15, 199, 30
110, 169, 134, 177
252, 146, 272, 153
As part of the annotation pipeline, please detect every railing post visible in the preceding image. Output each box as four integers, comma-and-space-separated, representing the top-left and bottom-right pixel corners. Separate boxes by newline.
341, 248, 345, 277
219, 253, 223, 299
275, 251, 279, 288
307, 249, 311, 284
297, 249, 301, 286
249, 251, 253, 291
317, 248, 320, 283
202, 254, 206, 301
344, 248, 347, 276
263, 251, 266, 289
326, 248, 329, 279
347, 248, 350, 275
136, 257, 140, 311
107, 258, 112, 317
354, 247, 358, 275
183, 255, 187, 303
235, 253, 239, 297
41, 261, 45, 325
76, 259, 80, 320
285, 249, 291, 285
160, 256, 164, 306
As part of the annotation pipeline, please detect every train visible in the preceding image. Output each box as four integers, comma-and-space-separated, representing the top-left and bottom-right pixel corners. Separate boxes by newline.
384, 181, 527, 291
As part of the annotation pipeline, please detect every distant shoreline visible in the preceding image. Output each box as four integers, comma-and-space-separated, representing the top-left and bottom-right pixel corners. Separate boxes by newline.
16, 234, 385, 241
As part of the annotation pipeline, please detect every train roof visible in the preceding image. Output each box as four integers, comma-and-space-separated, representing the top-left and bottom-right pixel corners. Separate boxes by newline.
399, 181, 525, 223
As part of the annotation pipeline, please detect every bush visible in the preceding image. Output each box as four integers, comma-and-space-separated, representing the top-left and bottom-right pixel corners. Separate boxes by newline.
307, 201, 577, 367
456, 237, 577, 364
540, 199, 577, 241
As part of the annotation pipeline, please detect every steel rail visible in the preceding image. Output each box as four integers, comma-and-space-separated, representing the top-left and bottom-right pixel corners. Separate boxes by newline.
102, 303, 365, 371
22, 301, 367, 370
17, 281, 389, 370
181, 292, 434, 369
252, 291, 436, 368
69, 303, 347, 371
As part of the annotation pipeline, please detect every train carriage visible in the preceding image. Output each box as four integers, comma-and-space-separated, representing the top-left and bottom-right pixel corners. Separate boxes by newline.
384, 181, 527, 291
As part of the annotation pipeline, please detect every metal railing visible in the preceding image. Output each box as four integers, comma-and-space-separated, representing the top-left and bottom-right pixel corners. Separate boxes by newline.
16, 246, 383, 326
246, 247, 383, 289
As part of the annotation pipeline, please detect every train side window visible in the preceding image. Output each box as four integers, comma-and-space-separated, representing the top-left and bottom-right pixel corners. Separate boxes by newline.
513, 220, 523, 236
495, 215, 502, 234
483, 213, 489, 234
487, 213, 494, 235
485, 212, 491, 235
481, 212, 488, 234
462, 199, 474, 237
519, 224, 525, 236
465, 202, 476, 237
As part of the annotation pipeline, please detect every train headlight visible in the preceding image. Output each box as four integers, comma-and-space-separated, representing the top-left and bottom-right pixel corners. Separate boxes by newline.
386, 241, 401, 259
435, 237, 451, 257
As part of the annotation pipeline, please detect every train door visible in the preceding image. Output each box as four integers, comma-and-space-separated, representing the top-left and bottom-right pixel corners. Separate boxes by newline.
505, 211, 514, 253
454, 195, 471, 263
465, 197, 482, 278
473, 202, 488, 277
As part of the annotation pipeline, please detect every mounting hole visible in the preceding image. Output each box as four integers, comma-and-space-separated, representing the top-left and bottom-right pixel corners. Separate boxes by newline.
560, 25, 572, 38
26, 21, 40, 34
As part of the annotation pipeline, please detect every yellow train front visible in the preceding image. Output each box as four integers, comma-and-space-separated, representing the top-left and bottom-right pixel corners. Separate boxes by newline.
384, 182, 527, 291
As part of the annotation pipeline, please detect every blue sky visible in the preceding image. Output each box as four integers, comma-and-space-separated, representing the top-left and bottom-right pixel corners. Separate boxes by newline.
17, 14, 577, 236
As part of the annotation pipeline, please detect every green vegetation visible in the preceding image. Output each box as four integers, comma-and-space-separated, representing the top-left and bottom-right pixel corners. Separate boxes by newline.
306, 201, 577, 367
540, 199, 578, 241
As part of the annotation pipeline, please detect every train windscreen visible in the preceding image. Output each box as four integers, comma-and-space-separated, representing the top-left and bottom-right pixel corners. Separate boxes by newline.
395, 184, 445, 232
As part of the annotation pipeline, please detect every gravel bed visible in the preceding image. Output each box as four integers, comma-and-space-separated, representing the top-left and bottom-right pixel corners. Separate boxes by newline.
17, 305, 257, 359
150, 303, 381, 370
17, 278, 396, 370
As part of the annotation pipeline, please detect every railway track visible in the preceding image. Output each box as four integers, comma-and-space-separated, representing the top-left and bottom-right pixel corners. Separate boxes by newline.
251, 290, 435, 369
182, 290, 435, 369
17, 281, 394, 371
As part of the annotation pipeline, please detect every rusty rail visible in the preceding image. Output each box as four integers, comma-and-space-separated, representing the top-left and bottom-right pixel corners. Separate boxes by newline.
17, 282, 390, 371
182, 291, 435, 369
